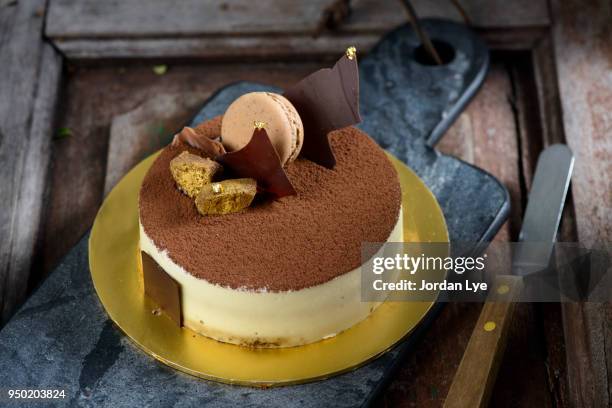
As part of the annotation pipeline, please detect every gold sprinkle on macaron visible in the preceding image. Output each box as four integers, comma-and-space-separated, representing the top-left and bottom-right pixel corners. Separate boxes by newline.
253, 120, 267, 130
211, 183, 224, 194
346, 46, 357, 60
484, 321, 496, 332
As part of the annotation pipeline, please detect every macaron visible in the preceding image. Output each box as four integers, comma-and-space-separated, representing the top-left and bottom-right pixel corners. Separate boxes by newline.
221, 92, 304, 165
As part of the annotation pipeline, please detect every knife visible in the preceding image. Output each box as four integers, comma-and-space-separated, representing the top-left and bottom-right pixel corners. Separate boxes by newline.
443, 144, 574, 408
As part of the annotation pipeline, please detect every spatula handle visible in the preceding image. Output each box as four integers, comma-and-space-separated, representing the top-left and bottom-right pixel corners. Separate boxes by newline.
444, 275, 523, 408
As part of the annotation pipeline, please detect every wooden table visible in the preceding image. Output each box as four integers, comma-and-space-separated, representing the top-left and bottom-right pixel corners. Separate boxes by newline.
0, 1, 609, 406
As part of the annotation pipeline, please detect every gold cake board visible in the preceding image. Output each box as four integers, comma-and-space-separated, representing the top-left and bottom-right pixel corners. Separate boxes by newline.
89, 152, 448, 387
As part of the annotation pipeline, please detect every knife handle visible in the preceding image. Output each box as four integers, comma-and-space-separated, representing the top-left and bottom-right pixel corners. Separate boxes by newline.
443, 275, 523, 408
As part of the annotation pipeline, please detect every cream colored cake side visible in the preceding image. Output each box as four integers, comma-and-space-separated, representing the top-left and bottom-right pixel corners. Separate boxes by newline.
138, 207, 403, 348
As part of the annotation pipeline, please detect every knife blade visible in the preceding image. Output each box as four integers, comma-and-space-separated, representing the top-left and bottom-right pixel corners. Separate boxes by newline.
444, 144, 574, 408
513, 144, 575, 275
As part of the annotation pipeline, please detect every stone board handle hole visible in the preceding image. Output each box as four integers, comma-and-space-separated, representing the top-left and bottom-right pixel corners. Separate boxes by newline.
414, 40, 456, 66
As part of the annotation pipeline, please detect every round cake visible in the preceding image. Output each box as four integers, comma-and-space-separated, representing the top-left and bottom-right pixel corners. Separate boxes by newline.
139, 122, 402, 347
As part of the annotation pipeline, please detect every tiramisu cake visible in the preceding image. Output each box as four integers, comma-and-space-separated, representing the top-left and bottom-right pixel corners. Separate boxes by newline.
138, 48, 403, 348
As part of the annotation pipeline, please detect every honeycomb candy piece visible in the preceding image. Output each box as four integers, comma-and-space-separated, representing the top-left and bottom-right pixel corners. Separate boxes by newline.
195, 178, 257, 216
170, 151, 222, 198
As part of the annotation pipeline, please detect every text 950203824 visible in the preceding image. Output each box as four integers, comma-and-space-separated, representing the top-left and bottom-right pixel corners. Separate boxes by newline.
5, 389, 66, 400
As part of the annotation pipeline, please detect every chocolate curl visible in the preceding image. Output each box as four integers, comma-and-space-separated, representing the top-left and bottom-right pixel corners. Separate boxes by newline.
218, 128, 296, 198
284, 47, 361, 169
171, 126, 226, 159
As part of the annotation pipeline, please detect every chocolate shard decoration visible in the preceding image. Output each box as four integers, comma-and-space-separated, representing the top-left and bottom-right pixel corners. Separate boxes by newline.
142, 251, 182, 326
218, 128, 296, 198
171, 126, 226, 159
284, 47, 361, 169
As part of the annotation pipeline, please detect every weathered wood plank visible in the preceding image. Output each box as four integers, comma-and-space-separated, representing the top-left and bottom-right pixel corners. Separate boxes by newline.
46, 0, 549, 38
532, 36, 566, 147
508, 51, 544, 193
551, 1, 612, 406
550, 1, 612, 247
49, 32, 553, 61
48, 34, 380, 61
0, 0, 62, 323
46, 0, 549, 59
20, 46, 63, 288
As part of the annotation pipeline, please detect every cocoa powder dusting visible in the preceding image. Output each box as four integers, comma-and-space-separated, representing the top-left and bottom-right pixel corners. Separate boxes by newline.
139, 125, 401, 291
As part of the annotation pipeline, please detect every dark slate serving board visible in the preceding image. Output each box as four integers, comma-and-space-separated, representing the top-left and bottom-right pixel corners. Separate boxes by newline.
0, 20, 509, 407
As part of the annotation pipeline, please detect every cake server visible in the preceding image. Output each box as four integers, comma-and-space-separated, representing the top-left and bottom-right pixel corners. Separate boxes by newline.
444, 144, 574, 408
